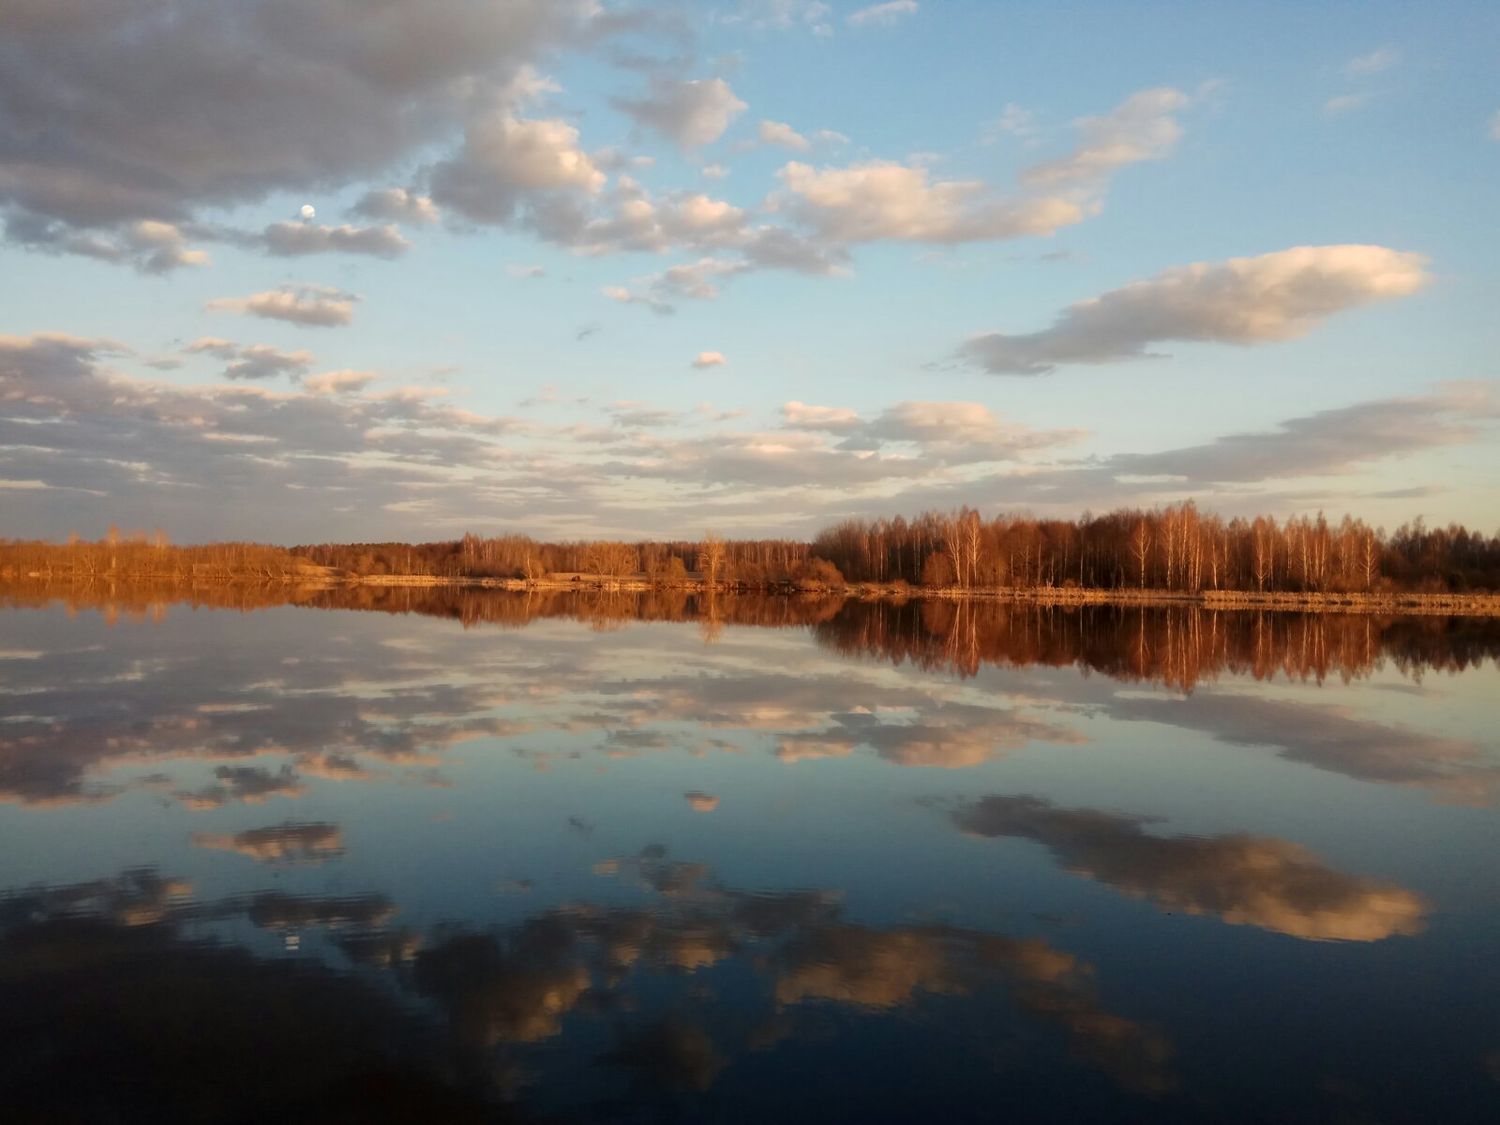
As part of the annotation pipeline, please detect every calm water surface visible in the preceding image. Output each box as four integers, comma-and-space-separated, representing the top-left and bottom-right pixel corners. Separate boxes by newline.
2, 592, 1497, 1122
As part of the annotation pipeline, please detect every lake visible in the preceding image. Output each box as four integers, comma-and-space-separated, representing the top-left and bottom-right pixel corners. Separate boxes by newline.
2, 590, 1497, 1122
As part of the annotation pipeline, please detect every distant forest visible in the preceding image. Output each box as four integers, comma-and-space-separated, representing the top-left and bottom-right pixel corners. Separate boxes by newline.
3, 502, 1500, 593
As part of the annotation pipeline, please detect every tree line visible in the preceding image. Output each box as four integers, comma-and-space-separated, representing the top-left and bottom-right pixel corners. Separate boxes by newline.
5, 502, 1499, 593
0, 527, 311, 581
812, 504, 1500, 593
290, 532, 820, 586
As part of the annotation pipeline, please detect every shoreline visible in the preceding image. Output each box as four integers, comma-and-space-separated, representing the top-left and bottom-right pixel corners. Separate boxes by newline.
7, 570, 1500, 616
332, 574, 1500, 616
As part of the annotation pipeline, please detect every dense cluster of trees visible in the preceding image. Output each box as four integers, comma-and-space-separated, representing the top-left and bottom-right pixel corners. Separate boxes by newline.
7, 503, 1500, 594
0, 528, 309, 581
291, 532, 818, 586
813, 504, 1500, 593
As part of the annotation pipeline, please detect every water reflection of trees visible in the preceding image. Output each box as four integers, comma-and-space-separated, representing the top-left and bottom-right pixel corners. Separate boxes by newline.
812, 601, 1500, 689
8, 577, 1498, 688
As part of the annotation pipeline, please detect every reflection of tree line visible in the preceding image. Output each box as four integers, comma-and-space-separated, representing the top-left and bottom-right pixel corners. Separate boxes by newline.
812, 600, 1500, 688
0, 576, 849, 632
0, 573, 325, 621
7, 577, 1498, 687
295, 585, 852, 633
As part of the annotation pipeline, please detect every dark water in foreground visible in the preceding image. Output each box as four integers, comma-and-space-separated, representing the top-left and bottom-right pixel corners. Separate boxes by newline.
1, 592, 1497, 1123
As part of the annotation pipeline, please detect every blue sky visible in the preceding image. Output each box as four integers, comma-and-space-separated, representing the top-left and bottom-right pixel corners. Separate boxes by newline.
0, 0, 1496, 542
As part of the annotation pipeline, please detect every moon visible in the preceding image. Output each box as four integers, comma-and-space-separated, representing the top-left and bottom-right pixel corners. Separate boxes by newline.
299, 203, 316, 221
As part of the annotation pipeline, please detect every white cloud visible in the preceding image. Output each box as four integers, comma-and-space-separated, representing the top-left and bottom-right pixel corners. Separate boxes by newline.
207, 285, 358, 329
691, 351, 727, 369
0, 0, 612, 259
506, 263, 546, 278
601, 255, 763, 313
262, 221, 410, 258
1021, 87, 1188, 189
729, 0, 832, 34
430, 111, 606, 224
185, 338, 315, 382
982, 103, 1036, 143
777, 160, 1084, 244
786, 399, 1082, 462
847, 1, 919, 28
603, 285, 674, 315
351, 187, 440, 225
962, 244, 1430, 375
758, 119, 811, 151
701, 163, 730, 179
305, 369, 377, 394
782, 401, 863, 432
1344, 46, 1400, 76
9, 218, 211, 273
1323, 93, 1370, 117
1100, 382, 1496, 485
545, 181, 751, 257
613, 77, 747, 149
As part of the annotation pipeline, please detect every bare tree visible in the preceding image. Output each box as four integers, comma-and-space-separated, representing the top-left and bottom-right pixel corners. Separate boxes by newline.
698, 533, 726, 587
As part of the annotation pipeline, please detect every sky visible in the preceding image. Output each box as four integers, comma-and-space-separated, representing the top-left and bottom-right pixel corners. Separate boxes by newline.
0, 0, 1496, 544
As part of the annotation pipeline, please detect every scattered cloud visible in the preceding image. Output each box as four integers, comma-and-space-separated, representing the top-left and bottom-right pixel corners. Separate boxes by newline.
782, 401, 862, 432
207, 284, 359, 328
982, 103, 1036, 143
962, 244, 1429, 375
614, 77, 748, 149
1098, 383, 1495, 485
6, 216, 210, 273
787, 399, 1082, 463
758, 119, 811, 151
430, 111, 606, 224
847, 1, 919, 29
2, 330, 1486, 539
0, 0, 614, 260
730, 0, 834, 35
261, 221, 410, 258
777, 160, 1084, 244
1344, 46, 1400, 77
351, 187, 441, 226
305, 369, 377, 395
691, 351, 728, 369
185, 338, 315, 381
684, 790, 720, 811
603, 285, 675, 315
1323, 93, 1370, 117
1020, 87, 1188, 189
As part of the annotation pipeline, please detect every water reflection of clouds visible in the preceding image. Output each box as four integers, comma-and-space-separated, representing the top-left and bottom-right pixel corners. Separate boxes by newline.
192, 821, 345, 864
1, 598, 1494, 1119
778, 701, 1085, 768
0, 852, 1179, 1115
1107, 693, 1499, 805
2, 614, 1091, 807
955, 794, 1429, 941
6, 602, 1493, 817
